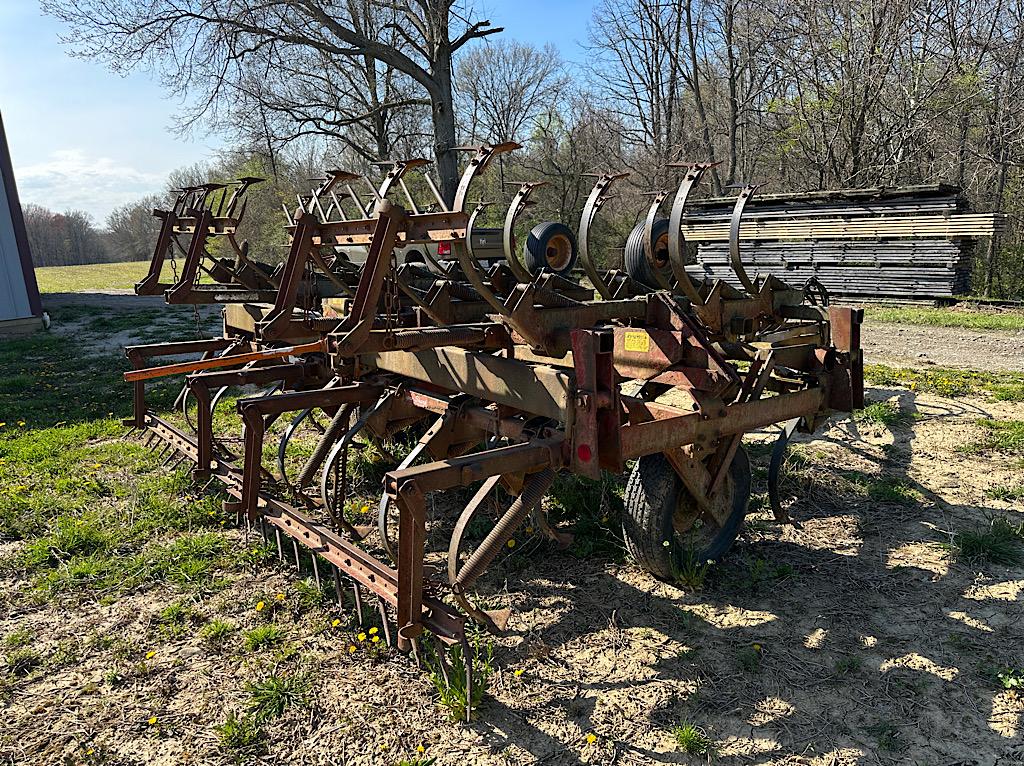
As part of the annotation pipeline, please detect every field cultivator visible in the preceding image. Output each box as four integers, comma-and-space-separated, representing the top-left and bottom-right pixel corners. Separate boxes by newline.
123, 145, 863, 715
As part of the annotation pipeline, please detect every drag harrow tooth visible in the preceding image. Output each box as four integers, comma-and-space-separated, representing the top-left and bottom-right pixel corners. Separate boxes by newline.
121, 142, 865, 699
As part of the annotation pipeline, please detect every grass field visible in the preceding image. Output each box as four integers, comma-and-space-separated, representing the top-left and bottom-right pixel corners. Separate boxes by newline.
866, 305, 1024, 331
33, 261, 151, 294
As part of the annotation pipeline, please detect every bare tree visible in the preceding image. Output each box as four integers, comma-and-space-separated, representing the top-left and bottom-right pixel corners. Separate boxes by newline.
457, 41, 568, 144
41, 0, 502, 204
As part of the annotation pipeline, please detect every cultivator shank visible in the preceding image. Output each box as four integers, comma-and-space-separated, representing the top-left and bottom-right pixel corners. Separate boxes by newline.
124, 144, 863, 716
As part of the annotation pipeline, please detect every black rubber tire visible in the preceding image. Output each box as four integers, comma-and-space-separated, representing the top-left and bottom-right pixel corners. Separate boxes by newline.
622, 446, 751, 579
523, 221, 578, 276
624, 217, 672, 288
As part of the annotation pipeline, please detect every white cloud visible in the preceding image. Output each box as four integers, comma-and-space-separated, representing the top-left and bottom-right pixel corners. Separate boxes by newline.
14, 149, 167, 226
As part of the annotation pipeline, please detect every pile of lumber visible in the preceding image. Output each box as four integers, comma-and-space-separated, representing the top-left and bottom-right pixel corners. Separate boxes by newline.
681, 185, 1004, 300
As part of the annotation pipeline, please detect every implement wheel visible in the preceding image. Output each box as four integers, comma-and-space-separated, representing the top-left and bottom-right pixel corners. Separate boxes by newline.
624, 217, 672, 288
523, 221, 578, 276
623, 446, 751, 579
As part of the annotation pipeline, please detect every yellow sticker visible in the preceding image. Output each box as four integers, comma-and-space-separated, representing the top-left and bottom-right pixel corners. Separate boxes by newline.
623, 331, 650, 353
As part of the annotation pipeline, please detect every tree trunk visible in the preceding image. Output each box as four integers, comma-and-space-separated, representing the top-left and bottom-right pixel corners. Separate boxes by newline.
431, 44, 459, 208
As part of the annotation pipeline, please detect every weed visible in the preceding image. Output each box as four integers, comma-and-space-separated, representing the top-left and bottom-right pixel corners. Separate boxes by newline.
155, 600, 198, 637
244, 672, 311, 721
835, 656, 863, 675
736, 645, 762, 672
2, 628, 32, 649
854, 401, 910, 428
986, 483, 1024, 502
294, 578, 330, 610
426, 633, 494, 722
548, 472, 624, 559
396, 759, 436, 766
866, 721, 900, 752
5, 647, 41, 676
672, 722, 714, 755
997, 667, 1023, 690
244, 624, 285, 651
738, 557, 794, 591
215, 711, 266, 760
952, 516, 1023, 566
200, 619, 237, 646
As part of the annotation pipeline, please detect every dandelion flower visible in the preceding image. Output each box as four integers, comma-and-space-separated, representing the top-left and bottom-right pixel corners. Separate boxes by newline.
357, 632, 367, 642
417, 744, 426, 753
368, 627, 378, 635
332, 618, 341, 628
507, 538, 516, 548
0, 423, 6, 428
753, 643, 762, 652
145, 650, 156, 660
371, 635, 380, 643
92, 463, 102, 469
513, 668, 524, 677
360, 504, 369, 513
585, 733, 597, 744
17, 420, 25, 427
348, 645, 357, 654
147, 716, 158, 726
275, 593, 285, 601
525, 526, 534, 533
255, 601, 266, 612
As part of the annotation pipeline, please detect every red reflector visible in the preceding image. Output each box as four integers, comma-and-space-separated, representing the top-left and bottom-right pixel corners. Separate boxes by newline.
577, 444, 592, 463
437, 241, 452, 256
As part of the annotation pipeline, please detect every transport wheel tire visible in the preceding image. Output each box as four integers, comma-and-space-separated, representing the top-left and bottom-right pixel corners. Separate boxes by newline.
624, 217, 672, 288
523, 221, 578, 276
623, 445, 751, 580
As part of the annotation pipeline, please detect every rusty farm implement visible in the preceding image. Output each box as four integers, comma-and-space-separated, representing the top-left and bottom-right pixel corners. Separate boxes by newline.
122, 145, 863, 715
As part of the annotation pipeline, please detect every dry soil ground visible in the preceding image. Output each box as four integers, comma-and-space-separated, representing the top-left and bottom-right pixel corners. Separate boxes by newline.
0, 295, 1021, 766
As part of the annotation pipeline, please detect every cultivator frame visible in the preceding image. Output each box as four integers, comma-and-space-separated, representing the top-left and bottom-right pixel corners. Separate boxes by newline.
123, 143, 863, 715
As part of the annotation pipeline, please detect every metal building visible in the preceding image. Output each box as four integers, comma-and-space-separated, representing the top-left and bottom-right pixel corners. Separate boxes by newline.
0, 110, 42, 335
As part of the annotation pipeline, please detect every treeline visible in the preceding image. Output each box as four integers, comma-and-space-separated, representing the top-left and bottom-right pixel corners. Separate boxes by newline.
23, 199, 163, 267
41, 0, 1024, 297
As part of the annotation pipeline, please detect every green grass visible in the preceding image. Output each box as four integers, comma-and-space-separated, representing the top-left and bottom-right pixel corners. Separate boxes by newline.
33, 261, 152, 293
952, 517, 1024, 566
672, 722, 714, 755
961, 419, 1024, 454
868, 306, 1024, 332
865, 364, 1024, 401
854, 400, 911, 428
842, 471, 920, 504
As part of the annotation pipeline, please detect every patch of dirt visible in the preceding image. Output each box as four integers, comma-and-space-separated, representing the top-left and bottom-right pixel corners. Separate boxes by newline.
863, 320, 1024, 372
1, 386, 1022, 766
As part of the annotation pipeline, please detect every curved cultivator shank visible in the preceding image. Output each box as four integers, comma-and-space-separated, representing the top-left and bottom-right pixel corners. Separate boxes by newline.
122, 146, 863, 719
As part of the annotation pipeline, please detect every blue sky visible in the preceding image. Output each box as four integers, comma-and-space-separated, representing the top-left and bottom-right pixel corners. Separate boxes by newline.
0, 0, 593, 224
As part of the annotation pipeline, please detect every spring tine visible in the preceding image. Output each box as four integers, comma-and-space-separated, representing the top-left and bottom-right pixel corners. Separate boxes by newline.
410, 636, 422, 669
351, 583, 364, 626
275, 528, 284, 561
120, 426, 137, 442
312, 554, 321, 588
376, 596, 392, 647
292, 539, 302, 572
333, 567, 345, 607
160, 448, 177, 467
460, 633, 474, 723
